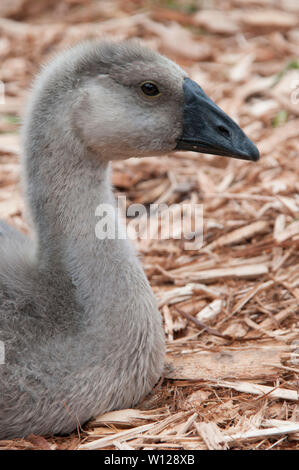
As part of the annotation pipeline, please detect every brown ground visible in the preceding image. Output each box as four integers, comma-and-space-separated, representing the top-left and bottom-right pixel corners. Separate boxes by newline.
0, 0, 298, 450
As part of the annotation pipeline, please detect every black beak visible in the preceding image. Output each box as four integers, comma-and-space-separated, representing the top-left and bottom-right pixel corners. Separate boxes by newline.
176, 78, 259, 162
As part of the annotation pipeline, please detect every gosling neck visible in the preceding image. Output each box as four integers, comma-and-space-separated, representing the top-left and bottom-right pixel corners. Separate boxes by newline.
23, 125, 137, 317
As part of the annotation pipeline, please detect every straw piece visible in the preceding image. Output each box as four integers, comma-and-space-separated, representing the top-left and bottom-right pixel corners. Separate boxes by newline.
196, 299, 223, 321
205, 221, 268, 251
166, 347, 284, 381
211, 380, 298, 401
79, 422, 157, 450
183, 264, 268, 282
222, 423, 299, 444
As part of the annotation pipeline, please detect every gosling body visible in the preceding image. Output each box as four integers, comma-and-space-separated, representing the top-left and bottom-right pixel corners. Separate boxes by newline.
0, 41, 258, 439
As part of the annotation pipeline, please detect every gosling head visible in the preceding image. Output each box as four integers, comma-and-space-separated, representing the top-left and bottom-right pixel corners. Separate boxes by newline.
29, 40, 259, 162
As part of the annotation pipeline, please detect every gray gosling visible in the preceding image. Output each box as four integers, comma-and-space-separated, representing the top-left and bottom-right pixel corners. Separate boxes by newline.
0, 40, 259, 439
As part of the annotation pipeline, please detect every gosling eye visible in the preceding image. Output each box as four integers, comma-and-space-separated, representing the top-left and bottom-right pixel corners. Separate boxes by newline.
140, 81, 161, 98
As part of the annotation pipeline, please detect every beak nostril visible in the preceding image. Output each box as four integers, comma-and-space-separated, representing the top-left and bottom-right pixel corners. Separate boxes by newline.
217, 125, 231, 139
